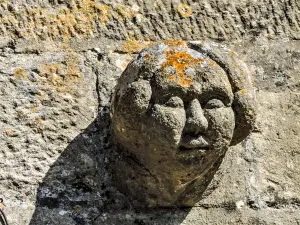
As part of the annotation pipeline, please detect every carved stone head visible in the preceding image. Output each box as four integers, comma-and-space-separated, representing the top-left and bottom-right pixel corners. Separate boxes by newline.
110, 40, 256, 207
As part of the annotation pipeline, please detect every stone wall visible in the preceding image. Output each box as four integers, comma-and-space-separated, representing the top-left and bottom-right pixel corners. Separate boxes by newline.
0, 0, 300, 224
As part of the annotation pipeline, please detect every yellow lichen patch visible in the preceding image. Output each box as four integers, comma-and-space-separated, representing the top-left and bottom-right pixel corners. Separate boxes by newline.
229, 50, 238, 56
176, 3, 192, 18
30, 117, 44, 133
240, 89, 247, 95
94, 4, 111, 24
66, 62, 81, 77
121, 38, 151, 54
14, 68, 28, 79
207, 60, 219, 68
0, 0, 113, 40
39, 64, 63, 87
39, 58, 82, 95
6, 129, 15, 136
39, 64, 61, 77
115, 4, 135, 21
31, 107, 38, 113
162, 50, 200, 87
247, 109, 254, 116
163, 40, 185, 47
16, 110, 26, 120
65, 50, 81, 78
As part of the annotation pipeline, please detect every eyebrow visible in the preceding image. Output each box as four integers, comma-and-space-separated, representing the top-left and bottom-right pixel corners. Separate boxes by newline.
199, 86, 233, 106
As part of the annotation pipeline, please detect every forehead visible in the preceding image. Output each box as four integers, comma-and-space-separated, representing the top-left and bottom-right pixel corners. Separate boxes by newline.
142, 42, 233, 104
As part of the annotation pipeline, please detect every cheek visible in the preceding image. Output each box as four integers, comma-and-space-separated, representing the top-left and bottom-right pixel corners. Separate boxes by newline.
204, 108, 235, 148
146, 105, 186, 145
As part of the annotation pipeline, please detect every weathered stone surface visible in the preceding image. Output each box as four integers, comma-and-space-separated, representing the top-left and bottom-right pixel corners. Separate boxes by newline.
94, 208, 300, 224
0, 0, 300, 224
110, 40, 256, 207
1, 0, 300, 41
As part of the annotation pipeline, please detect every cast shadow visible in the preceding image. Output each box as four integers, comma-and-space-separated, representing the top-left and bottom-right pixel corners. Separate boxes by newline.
29, 106, 191, 225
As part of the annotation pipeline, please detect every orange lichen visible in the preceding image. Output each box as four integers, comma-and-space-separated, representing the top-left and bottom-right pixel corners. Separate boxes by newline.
167, 75, 176, 81
145, 54, 151, 60
162, 49, 200, 87
163, 40, 185, 47
176, 3, 192, 18
14, 68, 28, 79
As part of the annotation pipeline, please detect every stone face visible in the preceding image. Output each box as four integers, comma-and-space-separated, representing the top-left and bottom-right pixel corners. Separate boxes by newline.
110, 41, 256, 207
1, 0, 300, 224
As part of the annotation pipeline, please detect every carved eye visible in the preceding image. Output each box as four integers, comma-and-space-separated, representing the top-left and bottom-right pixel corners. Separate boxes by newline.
164, 96, 184, 108
204, 99, 225, 109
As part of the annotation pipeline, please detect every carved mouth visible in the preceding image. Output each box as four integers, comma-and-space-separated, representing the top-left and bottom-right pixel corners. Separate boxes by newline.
179, 145, 210, 151
179, 136, 210, 152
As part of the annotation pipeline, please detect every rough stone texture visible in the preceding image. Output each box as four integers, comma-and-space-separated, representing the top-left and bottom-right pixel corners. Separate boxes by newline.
1, 0, 300, 41
0, 0, 299, 224
110, 40, 256, 207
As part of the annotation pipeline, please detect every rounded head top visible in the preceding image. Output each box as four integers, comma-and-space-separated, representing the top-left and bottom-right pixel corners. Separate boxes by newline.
112, 40, 256, 146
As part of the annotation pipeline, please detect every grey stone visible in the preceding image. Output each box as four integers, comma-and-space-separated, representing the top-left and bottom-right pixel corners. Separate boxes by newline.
110, 41, 256, 207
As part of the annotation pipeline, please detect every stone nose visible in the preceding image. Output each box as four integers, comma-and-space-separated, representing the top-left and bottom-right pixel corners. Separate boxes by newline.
184, 99, 208, 135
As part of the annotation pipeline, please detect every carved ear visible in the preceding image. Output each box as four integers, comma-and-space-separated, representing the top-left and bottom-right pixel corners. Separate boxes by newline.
112, 80, 152, 117
188, 41, 256, 145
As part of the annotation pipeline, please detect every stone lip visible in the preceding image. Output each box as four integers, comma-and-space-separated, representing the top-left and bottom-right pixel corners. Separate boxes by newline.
179, 135, 210, 150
